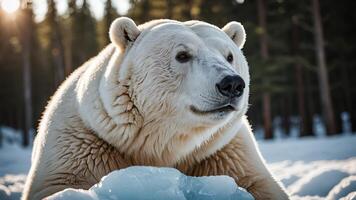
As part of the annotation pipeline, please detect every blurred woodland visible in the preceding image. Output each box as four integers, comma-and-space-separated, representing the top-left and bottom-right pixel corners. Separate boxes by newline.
0, 0, 355, 147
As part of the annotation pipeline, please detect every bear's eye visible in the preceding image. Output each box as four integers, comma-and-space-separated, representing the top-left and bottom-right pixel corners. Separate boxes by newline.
175, 51, 192, 63
227, 53, 234, 63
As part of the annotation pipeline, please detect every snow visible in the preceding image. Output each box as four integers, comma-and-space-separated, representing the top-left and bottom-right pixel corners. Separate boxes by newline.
258, 135, 356, 199
0, 144, 31, 177
0, 143, 30, 200
0, 174, 26, 200
259, 135, 356, 162
47, 166, 254, 200
327, 176, 356, 200
340, 192, 356, 200
0, 126, 355, 200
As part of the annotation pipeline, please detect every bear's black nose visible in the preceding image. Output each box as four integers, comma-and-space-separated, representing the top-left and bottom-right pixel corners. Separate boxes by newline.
216, 75, 245, 98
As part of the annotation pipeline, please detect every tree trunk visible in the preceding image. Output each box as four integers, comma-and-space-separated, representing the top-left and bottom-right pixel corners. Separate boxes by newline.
263, 93, 273, 139
64, 38, 72, 76
166, 0, 173, 19
47, 0, 65, 87
21, 6, 34, 147
341, 64, 353, 133
281, 96, 291, 136
52, 29, 65, 87
257, 0, 273, 139
63, 18, 72, 76
295, 62, 311, 137
352, 112, 356, 133
0, 127, 2, 147
141, 0, 150, 23
64, 17, 73, 77
292, 16, 313, 137
334, 101, 343, 134
183, 0, 193, 20
305, 70, 315, 134
311, 0, 337, 135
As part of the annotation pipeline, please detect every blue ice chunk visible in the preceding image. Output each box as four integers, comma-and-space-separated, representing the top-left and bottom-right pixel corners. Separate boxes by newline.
47, 166, 254, 200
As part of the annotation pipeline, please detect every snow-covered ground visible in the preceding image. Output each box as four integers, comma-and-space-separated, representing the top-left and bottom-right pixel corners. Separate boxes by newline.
0, 143, 31, 200
259, 135, 356, 199
0, 129, 355, 200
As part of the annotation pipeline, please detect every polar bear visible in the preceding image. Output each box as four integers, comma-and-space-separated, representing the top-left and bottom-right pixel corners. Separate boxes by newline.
22, 17, 289, 200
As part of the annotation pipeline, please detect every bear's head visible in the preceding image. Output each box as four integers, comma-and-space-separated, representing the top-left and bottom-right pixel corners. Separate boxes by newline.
99, 17, 249, 165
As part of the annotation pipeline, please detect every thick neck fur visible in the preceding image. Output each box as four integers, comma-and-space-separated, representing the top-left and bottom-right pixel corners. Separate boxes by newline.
76, 45, 242, 167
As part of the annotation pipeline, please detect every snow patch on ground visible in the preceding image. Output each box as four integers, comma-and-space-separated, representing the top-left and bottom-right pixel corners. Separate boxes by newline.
339, 192, 356, 200
0, 144, 31, 177
259, 135, 356, 162
0, 141, 31, 200
0, 131, 355, 200
259, 135, 356, 200
327, 176, 356, 200
0, 174, 27, 200
288, 166, 350, 196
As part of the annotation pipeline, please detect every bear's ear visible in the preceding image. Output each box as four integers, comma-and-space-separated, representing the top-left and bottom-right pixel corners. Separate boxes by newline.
222, 21, 246, 49
109, 17, 141, 50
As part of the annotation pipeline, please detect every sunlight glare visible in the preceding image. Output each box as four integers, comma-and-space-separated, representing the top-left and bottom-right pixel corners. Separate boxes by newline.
1, 0, 20, 14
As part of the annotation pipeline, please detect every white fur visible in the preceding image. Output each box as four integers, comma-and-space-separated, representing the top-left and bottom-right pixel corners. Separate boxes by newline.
109, 17, 140, 50
222, 21, 246, 48
22, 18, 289, 200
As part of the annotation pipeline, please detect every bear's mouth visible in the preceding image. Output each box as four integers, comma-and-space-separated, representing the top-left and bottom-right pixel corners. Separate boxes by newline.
190, 104, 237, 115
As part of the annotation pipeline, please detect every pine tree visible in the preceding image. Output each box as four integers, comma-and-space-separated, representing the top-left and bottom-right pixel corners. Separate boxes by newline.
292, 17, 306, 136
73, 0, 98, 66
257, 0, 273, 139
128, 0, 149, 24
103, 0, 119, 46
19, 1, 35, 146
63, 0, 78, 75
311, 0, 337, 135
45, 0, 65, 87
0, 8, 23, 131
128, 0, 169, 23
165, 0, 173, 19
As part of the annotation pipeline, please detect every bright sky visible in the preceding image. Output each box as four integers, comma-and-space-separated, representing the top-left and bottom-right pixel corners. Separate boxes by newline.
32, 0, 130, 22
